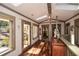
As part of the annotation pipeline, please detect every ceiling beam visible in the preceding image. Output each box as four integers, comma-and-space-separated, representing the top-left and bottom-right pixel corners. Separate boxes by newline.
39, 18, 65, 24
47, 3, 52, 17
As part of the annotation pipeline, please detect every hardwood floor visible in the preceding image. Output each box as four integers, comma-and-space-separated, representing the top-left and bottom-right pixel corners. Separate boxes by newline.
52, 38, 66, 56
20, 38, 66, 56
21, 40, 48, 56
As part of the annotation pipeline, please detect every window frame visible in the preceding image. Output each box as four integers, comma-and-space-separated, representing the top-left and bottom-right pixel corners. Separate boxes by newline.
74, 18, 79, 47
33, 24, 38, 40
21, 20, 31, 50
0, 12, 15, 56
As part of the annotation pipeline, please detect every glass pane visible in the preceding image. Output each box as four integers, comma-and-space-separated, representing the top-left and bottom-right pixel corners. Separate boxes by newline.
0, 19, 10, 52
23, 23, 30, 48
33, 26, 38, 38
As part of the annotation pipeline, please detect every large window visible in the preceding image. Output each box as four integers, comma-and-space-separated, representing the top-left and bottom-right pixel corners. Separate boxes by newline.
33, 24, 38, 39
75, 19, 79, 46
65, 23, 71, 42
0, 12, 15, 55
22, 20, 31, 48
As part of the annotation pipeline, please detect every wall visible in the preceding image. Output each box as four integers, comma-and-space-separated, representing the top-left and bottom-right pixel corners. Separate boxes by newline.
65, 14, 79, 45
0, 6, 39, 56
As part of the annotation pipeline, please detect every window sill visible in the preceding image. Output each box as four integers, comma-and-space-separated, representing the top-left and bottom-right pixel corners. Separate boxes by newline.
0, 47, 12, 56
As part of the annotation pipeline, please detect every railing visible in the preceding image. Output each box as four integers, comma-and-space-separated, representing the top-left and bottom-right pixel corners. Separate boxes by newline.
60, 37, 78, 56
51, 36, 77, 56
66, 46, 77, 56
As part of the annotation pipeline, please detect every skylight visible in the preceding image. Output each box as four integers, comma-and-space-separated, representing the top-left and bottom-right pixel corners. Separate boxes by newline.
36, 15, 48, 20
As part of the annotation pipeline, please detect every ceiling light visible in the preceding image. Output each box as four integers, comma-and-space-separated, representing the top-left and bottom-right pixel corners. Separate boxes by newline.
11, 3, 22, 6
36, 15, 47, 20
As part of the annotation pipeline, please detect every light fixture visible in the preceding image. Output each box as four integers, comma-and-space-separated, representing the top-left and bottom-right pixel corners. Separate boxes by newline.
36, 15, 47, 20
11, 3, 22, 6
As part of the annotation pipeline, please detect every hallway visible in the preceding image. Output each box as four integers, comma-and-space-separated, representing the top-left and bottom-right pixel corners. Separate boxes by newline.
0, 3, 79, 56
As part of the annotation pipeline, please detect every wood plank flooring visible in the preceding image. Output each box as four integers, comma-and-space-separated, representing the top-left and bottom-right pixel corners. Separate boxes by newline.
21, 40, 48, 56
21, 38, 66, 56
52, 38, 66, 56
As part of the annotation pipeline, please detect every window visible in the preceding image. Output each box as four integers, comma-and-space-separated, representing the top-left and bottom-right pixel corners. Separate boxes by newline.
65, 23, 71, 42
75, 19, 79, 46
33, 25, 38, 39
65, 23, 70, 34
0, 12, 15, 55
22, 20, 31, 48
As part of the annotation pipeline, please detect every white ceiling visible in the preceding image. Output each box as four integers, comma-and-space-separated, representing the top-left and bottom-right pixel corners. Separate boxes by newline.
2, 3, 79, 22
51, 3, 79, 20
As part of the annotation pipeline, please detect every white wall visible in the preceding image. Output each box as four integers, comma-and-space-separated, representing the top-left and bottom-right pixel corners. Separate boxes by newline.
0, 6, 38, 56
65, 15, 79, 45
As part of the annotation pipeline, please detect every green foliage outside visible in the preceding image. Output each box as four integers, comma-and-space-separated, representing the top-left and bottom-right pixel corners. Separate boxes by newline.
0, 20, 9, 48
2, 36, 9, 46
0, 21, 9, 28
0, 36, 9, 48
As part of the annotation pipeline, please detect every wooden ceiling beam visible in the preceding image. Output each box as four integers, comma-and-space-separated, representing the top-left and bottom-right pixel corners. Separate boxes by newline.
47, 3, 52, 17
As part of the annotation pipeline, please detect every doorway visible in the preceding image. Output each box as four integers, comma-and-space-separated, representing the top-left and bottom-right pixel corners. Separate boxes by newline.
42, 25, 49, 40
52, 24, 61, 38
